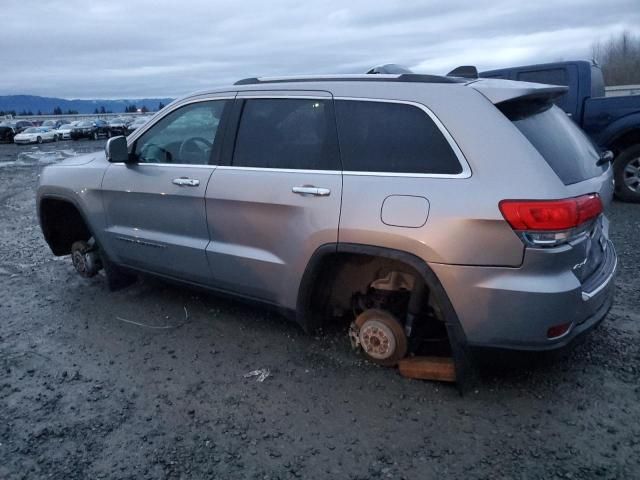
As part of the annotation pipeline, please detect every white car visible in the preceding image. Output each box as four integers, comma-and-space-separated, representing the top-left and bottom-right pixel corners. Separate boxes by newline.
56, 122, 78, 140
14, 127, 57, 144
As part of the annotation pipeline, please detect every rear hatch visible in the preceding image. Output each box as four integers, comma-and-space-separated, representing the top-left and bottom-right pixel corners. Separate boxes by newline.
471, 79, 614, 294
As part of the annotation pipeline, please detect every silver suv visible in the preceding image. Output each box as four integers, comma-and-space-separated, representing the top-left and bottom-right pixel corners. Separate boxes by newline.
37, 73, 617, 367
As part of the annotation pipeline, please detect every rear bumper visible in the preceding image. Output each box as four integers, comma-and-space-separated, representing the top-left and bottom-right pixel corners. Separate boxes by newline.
430, 242, 617, 351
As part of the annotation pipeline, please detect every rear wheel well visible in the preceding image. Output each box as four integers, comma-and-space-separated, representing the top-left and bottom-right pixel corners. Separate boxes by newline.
609, 128, 640, 155
39, 198, 91, 255
298, 249, 445, 334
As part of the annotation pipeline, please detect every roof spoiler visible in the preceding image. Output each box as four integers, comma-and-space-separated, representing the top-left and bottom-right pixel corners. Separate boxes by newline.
447, 66, 478, 79
469, 79, 569, 104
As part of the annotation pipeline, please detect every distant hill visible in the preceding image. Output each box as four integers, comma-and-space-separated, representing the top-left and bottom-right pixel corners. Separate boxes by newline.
0, 95, 174, 115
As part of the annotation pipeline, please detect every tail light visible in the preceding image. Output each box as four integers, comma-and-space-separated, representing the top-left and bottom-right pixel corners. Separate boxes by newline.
499, 194, 602, 247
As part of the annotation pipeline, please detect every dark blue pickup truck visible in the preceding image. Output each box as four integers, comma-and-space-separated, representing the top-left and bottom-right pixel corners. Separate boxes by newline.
481, 60, 640, 202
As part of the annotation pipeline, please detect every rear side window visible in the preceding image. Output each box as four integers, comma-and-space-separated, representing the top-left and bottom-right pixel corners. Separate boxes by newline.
335, 100, 462, 174
503, 102, 606, 185
233, 98, 339, 170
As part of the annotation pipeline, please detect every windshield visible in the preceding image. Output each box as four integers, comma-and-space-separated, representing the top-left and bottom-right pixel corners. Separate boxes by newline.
23, 127, 38, 133
501, 102, 606, 185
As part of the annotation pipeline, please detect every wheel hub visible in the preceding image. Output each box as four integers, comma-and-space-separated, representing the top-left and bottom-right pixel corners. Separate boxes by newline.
359, 319, 397, 360
623, 156, 640, 192
72, 249, 88, 274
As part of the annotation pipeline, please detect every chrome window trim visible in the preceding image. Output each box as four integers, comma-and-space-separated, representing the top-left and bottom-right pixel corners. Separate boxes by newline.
216, 166, 341, 175
110, 162, 217, 169
333, 96, 472, 179
121, 94, 471, 178
236, 94, 332, 100
126, 96, 236, 147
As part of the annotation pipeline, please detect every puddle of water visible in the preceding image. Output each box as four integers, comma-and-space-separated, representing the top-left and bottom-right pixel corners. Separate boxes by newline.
0, 145, 103, 168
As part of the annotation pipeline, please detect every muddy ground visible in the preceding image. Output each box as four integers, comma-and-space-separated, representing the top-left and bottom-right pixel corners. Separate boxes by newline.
0, 140, 639, 479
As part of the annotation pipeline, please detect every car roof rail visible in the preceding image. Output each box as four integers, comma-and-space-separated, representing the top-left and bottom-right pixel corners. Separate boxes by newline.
234, 73, 463, 85
447, 65, 479, 79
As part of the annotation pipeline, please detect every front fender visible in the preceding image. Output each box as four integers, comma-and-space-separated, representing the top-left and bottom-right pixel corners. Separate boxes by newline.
37, 158, 111, 257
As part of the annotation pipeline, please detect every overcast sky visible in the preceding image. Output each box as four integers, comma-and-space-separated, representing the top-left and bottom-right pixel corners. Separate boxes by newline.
3, 0, 639, 99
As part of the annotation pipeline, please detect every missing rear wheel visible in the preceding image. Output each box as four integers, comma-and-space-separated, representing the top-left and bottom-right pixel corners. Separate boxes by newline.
353, 309, 408, 366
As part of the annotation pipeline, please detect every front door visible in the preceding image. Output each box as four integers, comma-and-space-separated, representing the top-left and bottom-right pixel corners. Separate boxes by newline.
204, 92, 342, 309
101, 97, 232, 283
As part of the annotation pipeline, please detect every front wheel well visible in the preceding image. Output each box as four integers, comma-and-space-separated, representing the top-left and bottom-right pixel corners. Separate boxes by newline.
39, 197, 91, 255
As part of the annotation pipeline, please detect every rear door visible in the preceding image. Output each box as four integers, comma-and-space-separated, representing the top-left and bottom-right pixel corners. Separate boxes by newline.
204, 91, 342, 308
101, 96, 232, 283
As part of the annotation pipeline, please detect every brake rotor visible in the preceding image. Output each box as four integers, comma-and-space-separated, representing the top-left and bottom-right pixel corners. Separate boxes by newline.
71, 240, 100, 278
354, 309, 408, 366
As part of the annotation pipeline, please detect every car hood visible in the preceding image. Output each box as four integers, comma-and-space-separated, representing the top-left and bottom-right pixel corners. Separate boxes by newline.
56, 152, 100, 166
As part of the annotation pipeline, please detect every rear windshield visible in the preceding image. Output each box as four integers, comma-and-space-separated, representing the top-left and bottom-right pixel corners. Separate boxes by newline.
501, 101, 606, 185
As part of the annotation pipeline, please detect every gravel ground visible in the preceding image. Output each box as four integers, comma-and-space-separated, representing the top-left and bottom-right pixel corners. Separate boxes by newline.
0, 140, 639, 479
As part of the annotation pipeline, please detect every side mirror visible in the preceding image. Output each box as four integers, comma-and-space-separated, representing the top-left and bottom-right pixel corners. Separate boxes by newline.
105, 136, 131, 163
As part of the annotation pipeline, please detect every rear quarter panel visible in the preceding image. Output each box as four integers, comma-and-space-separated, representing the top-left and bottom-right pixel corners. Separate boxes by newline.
331, 83, 572, 267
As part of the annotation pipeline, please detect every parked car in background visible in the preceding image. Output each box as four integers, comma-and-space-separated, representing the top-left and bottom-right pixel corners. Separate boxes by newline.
108, 118, 130, 136
0, 122, 17, 143
56, 121, 78, 140
37, 72, 616, 370
94, 119, 110, 138
14, 126, 57, 144
42, 119, 64, 129
13, 120, 35, 133
70, 121, 95, 140
124, 117, 149, 134
481, 60, 640, 203
70, 120, 110, 140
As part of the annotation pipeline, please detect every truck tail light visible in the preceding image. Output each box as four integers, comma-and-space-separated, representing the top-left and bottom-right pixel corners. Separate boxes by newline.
499, 194, 602, 247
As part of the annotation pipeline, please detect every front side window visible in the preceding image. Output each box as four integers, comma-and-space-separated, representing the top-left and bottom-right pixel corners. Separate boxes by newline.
335, 100, 463, 175
233, 98, 339, 170
134, 100, 228, 165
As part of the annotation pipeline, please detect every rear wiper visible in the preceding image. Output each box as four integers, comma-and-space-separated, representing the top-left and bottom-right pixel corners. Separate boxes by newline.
596, 150, 614, 167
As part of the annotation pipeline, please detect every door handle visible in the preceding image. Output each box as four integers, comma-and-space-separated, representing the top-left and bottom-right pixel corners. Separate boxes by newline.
172, 177, 200, 187
292, 186, 331, 196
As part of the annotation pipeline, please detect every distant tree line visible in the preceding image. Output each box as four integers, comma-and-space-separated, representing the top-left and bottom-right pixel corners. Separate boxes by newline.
124, 105, 150, 113
1, 101, 166, 117
93, 106, 112, 114
592, 31, 640, 85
